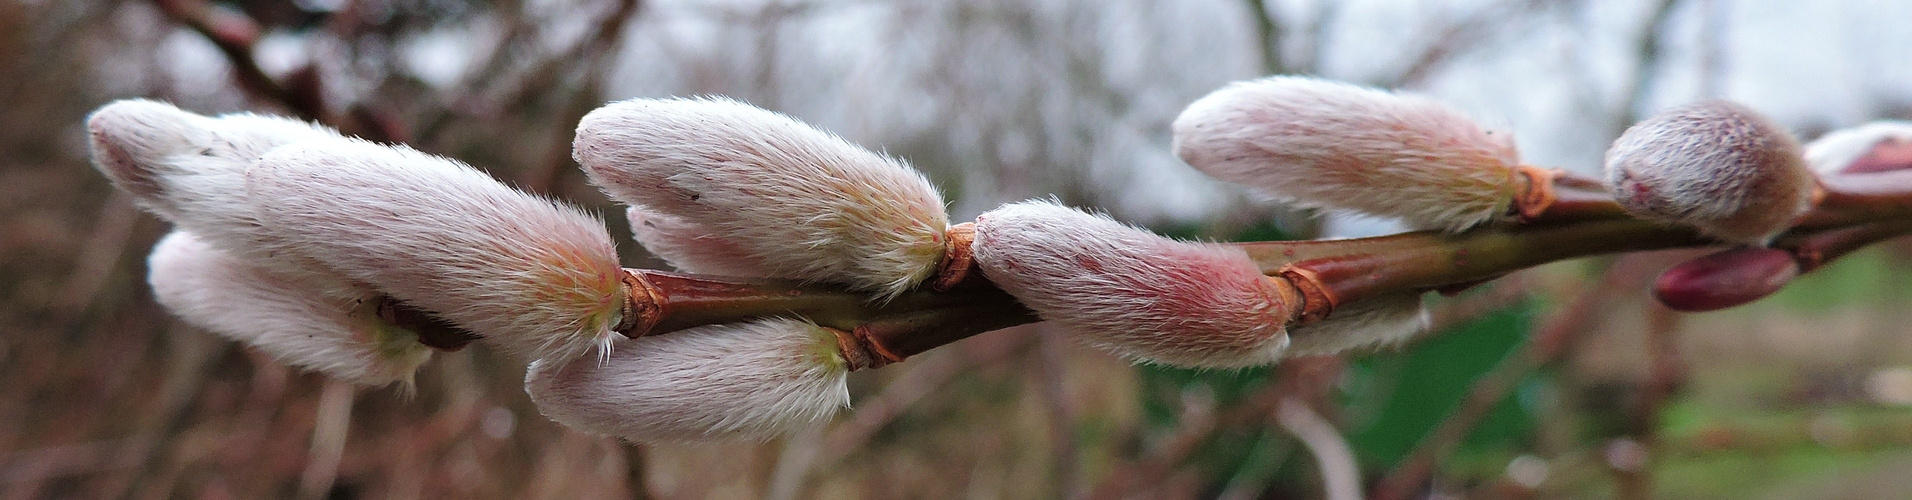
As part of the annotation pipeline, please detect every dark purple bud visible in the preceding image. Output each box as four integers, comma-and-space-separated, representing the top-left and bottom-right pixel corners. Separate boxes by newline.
1654, 247, 1800, 312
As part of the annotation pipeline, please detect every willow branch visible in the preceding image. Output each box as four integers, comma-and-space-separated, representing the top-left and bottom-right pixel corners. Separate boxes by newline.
577, 170, 1912, 371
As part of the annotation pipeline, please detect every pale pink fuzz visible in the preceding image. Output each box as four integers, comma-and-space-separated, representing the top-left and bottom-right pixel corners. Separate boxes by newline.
1605, 100, 1814, 244
1284, 293, 1427, 357
85, 100, 344, 269
1172, 77, 1521, 231
624, 206, 773, 277
525, 318, 851, 442
971, 200, 1292, 368
1804, 121, 1912, 174
148, 231, 431, 386
574, 97, 949, 298
247, 140, 626, 362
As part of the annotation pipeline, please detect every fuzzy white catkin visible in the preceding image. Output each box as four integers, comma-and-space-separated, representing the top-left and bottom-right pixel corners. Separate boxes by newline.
624, 206, 774, 277
573, 97, 949, 298
1804, 121, 1912, 174
148, 231, 431, 386
972, 200, 1293, 368
1283, 293, 1428, 358
524, 318, 851, 442
1172, 76, 1522, 232
86, 100, 347, 270
1605, 100, 1815, 244
247, 139, 626, 363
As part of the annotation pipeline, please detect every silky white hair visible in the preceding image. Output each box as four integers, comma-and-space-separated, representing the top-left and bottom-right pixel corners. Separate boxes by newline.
1804, 120, 1912, 174
972, 200, 1293, 368
1283, 293, 1428, 357
624, 206, 774, 277
247, 139, 626, 363
524, 318, 851, 442
148, 231, 431, 386
86, 99, 345, 275
1605, 100, 1814, 244
1173, 76, 1522, 232
573, 97, 949, 299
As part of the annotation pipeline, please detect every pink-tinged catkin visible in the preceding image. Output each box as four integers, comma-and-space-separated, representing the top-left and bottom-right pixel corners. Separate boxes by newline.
573, 97, 949, 299
148, 231, 431, 387
1172, 76, 1522, 232
247, 139, 626, 363
85, 99, 345, 270
1804, 121, 1912, 174
1605, 100, 1815, 245
524, 318, 851, 442
971, 200, 1293, 368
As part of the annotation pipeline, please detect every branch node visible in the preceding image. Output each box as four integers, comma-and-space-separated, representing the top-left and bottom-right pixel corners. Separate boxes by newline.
616, 269, 664, 338
933, 222, 978, 291
1513, 165, 1561, 221
830, 325, 904, 371
1278, 266, 1338, 324
854, 325, 908, 367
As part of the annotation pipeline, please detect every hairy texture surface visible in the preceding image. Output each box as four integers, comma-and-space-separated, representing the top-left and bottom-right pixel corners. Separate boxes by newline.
972, 200, 1292, 368
624, 206, 774, 277
148, 231, 430, 386
574, 97, 949, 298
1804, 121, 1912, 174
248, 140, 625, 363
1284, 293, 1428, 357
524, 318, 851, 442
1173, 76, 1521, 231
1605, 100, 1814, 244
86, 100, 345, 270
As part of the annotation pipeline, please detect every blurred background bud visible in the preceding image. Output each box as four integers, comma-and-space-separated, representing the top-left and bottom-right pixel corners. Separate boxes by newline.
1172, 76, 1521, 231
973, 199, 1291, 368
524, 318, 850, 442
574, 97, 949, 298
1605, 100, 1814, 244
248, 139, 625, 363
1804, 121, 1912, 174
147, 231, 430, 387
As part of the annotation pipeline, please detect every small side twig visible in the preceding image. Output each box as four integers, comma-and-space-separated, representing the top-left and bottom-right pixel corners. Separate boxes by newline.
1276, 396, 1361, 500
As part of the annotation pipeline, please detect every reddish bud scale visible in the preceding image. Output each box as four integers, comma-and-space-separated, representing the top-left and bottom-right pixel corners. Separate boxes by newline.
1654, 247, 1800, 312
972, 200, 1293, 368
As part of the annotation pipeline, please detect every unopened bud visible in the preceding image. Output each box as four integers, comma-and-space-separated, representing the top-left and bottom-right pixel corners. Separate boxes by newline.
86, 100, 346, 271
574, 97, 949, 298
147, 231, 430, 386
248, 140, 626, 362
972, 200, 1292, 368
1605, 100, 1815, 244
1284, 293, 1428, 357
624, 206, 773, 277
1173, 76, 1522, 231
1804, 121, 1912, 174
1654, 246, 1800, 312
524, 318, 851, 441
